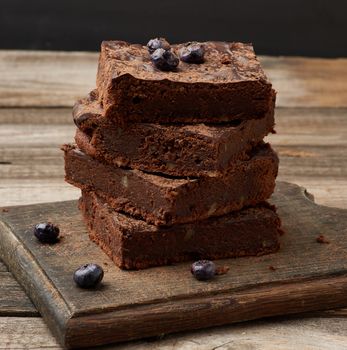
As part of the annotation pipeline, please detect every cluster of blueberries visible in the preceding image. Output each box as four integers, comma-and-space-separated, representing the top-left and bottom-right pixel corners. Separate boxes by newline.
34, 222, 217, 287
147, 37, 205, 71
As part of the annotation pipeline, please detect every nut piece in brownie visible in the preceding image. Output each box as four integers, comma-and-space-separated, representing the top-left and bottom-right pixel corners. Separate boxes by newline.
74, 93, 275, 176
80, 191, 282, 270
96, 41, 274, 123
63, 143, 278, 226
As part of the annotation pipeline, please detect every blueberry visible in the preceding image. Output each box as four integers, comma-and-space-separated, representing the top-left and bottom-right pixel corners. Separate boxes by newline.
191, 260, 216, 281
179, 42, 205, 64
151, 48, 179, 71
147, 37, 171, 53
73, 263, 104, 289
34, 223, 60, 243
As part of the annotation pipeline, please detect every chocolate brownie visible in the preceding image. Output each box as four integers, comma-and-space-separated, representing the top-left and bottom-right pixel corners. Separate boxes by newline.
80, 190, 282, 270
74, 96, 275, 176
73, 90, 101, 131
73, 88, 275, 130
96, 41, 274, 123
63, 143, 278, 226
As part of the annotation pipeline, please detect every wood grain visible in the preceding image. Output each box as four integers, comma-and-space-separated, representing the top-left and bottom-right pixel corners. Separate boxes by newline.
0, 51, 97, 108
1, 316, 347, 350
261, 57, 347, 108
0, 259, 38, 317
0, 262, 7, 272
0, 107, 72, 124
0, 272, 37, 316
1, 182, 347, 348
1, 51, 347, 108
66, 276, 347, 348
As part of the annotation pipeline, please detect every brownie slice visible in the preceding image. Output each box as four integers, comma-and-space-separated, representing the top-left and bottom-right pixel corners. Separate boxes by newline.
73, 88, 275, 131
96, 41, 274, 124
63, 143, 278, 226
74, 96, 275, 177
80, 190, 282, 270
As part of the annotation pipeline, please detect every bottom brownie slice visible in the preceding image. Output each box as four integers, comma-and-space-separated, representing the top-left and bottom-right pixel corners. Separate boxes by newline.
79, 191, 283, 270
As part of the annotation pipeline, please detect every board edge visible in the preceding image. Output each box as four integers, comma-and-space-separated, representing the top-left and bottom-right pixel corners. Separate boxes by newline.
0, 220, 73, 347
64, 274, 347, 348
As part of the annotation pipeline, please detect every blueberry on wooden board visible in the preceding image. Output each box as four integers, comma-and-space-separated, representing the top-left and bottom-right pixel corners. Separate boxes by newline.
191, 260, 216, 281
73, 263, 104, 289
34, 223, 60, 243
179, 42, 205, 64
151, 48, 179, 71
147, 37, 171, 53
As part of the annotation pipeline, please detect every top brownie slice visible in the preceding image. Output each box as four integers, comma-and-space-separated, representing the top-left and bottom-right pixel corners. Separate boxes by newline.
97, 40, 274, 124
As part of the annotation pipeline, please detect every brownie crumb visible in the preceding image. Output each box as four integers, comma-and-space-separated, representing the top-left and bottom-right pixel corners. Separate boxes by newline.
1, 208, 9, 213
269, 265, 277, 271
316, 235, 330, 244
215, 265, 230, 275
220, 54, 232, 64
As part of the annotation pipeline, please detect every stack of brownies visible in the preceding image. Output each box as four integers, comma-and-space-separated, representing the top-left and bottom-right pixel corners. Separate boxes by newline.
63, 39, 283, 270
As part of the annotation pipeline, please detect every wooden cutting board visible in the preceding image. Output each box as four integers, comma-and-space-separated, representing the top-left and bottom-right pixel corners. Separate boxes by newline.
0, 181, 346, 349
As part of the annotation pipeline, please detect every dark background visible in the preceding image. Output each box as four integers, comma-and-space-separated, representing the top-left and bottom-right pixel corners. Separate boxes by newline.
1, 0, 347, 57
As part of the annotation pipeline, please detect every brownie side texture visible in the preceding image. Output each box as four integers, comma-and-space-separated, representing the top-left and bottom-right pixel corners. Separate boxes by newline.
72, 89, 100, 131
63, 143, 278, 226
73, 88, 276, 132
96, 41, 274, 123
74, 96, 275, 177
80, 190, 282, 270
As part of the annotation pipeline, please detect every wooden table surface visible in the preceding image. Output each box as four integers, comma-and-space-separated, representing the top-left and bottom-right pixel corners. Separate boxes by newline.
0, 51, 347, 349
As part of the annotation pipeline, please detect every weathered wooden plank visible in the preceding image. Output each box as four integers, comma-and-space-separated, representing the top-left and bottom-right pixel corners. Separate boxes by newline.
1, 315, 347, 349
0, 123, 74, 149
0, 179, 80, 207
112, 316, 347, 350
0, 51, 97, 108
0, 51, 347, 108
0, 317, 60, 349
0, 272, 37, 316
273, 107, 347, 143
0, 107, 72, 124
275, 178, 347, 211
309, 308, 347, 318
261, 56, 347, 108
0, 262, 8, 272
